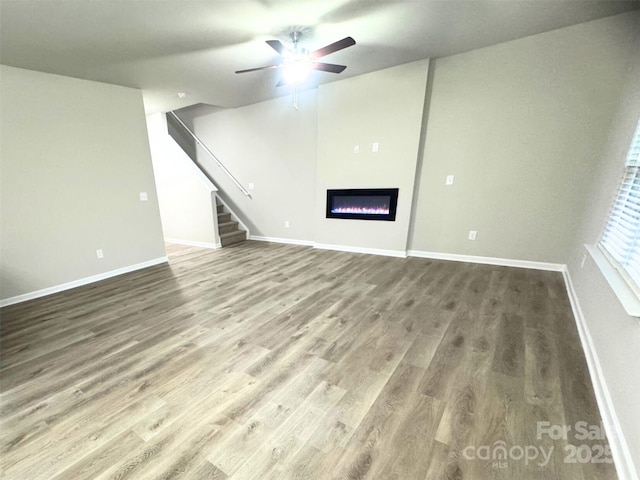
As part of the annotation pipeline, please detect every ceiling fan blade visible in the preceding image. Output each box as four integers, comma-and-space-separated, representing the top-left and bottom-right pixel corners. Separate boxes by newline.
235, 64, 282, 74
309, 36, 356, 59
313, 62, 347, 74
266, 39, 289, 56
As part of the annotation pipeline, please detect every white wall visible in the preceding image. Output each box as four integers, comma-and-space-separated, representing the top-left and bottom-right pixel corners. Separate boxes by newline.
183, 92, 318, 243
0, 65, 166, 303
409, 13, 637, 264
315, 60, 429, 255
566, 14, 640, 476
147, 113, 219, 248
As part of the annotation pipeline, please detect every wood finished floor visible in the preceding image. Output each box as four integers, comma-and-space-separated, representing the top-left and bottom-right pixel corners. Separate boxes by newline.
0, 241, 616, 480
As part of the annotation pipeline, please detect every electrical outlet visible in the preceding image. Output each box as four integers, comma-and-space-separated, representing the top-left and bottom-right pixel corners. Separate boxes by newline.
372, 142, 379, 152
353, 145, 359, 154
96, 249, 104, 259
446, 175, 454, 186
468, 230, 477, 241
139, 192, 148, 201
285, 220, 290, 228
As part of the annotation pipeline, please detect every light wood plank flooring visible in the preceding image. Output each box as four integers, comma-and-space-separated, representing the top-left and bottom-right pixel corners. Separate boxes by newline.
0, 241, 616, 479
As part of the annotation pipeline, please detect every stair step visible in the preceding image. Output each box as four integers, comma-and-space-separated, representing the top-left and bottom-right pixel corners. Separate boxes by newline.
218, 220, 239, 235
217, 212, 231, 223
220, 229, 247, 247
216, 204, 224, 214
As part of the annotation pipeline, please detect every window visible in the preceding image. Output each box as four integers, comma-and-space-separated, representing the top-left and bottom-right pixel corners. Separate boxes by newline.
600, 118, 640, 298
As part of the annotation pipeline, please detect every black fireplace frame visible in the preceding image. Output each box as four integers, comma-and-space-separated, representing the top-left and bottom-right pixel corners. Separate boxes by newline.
326, 188, 399, 221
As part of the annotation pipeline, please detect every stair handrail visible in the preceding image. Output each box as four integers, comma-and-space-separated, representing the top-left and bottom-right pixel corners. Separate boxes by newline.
168, 111, 251, 197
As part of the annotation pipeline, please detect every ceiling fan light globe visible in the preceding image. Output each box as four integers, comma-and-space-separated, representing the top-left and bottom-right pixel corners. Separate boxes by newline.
282, 61, 312, 85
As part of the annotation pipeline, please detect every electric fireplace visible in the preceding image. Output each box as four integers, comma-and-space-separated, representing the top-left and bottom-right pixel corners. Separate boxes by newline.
326, 188, 399, 221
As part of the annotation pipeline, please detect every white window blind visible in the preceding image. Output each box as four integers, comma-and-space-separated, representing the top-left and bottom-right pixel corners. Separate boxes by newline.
601, 119, 640, 294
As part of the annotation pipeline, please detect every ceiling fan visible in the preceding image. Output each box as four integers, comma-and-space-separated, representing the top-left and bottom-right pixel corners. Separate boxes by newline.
235, 32, 356, 87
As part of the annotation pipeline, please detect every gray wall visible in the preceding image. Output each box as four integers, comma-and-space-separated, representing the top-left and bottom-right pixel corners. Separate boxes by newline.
0, 65, 166, 301
184, 92, 318, 243
179, 62, 428, 252
315, 60, 428, 254
566, 14, 640, 474
409, 13, 636, 264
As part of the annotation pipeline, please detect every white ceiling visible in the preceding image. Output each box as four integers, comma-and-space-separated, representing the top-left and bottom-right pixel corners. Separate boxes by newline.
1, 0, 638, 113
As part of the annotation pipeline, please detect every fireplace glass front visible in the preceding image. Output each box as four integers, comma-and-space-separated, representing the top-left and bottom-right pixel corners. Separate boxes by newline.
326, 188, 398, 221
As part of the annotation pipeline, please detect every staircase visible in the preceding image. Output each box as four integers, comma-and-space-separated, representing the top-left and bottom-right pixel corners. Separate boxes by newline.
217, 202, 247, 246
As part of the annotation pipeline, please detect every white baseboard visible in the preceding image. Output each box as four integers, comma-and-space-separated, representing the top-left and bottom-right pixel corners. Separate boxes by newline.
0, 257, 169, 308
164, 238, 221, 249
313, 242, 407, 258
248, 235, 314, 247
407, 249, 565, 272
562, 267, 638, 480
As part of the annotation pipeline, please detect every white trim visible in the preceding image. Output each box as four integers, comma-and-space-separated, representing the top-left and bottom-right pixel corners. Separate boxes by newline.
314, 243, 407, 258
248, 235, 314, 247
0, 257, 169, 308
586, 244, 640, 317
562, 267, 639, 480
164, 238, 221, 249
407, 249, 565, 272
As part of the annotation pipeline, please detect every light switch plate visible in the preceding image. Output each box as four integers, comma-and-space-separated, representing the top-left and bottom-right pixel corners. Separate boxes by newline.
446, 175, 454, 186
139, 192, 148, 201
